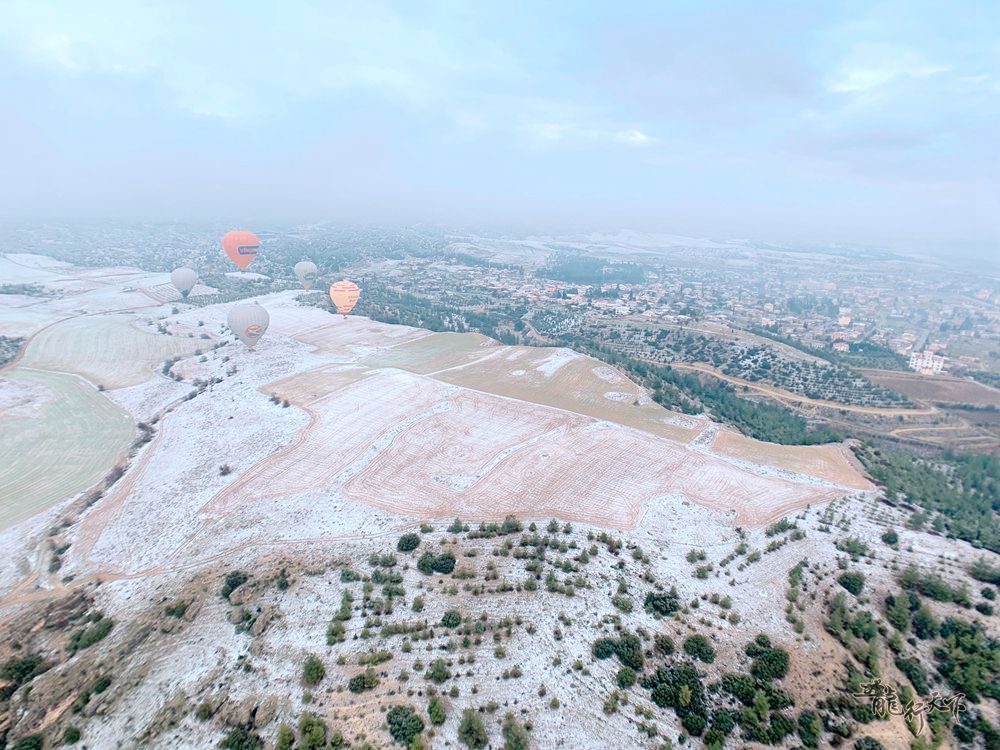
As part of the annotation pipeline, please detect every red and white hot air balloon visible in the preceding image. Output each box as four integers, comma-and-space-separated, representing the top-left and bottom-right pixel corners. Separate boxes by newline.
329, 280, 361, 318
222, 230, 260, 271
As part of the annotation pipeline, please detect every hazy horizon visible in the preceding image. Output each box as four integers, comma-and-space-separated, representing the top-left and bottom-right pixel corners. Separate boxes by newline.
1, 1, 997, 258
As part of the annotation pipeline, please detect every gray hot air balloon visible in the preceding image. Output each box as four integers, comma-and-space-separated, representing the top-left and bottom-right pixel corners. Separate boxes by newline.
170, 267, 198, 298
227, 303, 270, 348
294, 260, 318, 290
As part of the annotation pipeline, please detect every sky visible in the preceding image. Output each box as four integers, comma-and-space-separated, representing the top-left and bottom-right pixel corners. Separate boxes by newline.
0, 0, 997, 255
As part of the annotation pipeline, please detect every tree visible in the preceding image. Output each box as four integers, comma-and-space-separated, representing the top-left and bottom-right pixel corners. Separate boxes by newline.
797, 710, 821, 748
386, 705, 425, 746
426, 658, 451, 684
458, 709, 488, 749
219, 728, 264, 750
615, 632, 644, 671
683, 635, 716, 664
428, 695, 446, 725
348, 668, 379, 693
501, 712, 530, 750
617, 666, 636, 689
302, 655, 325, 685
298, 713, 328, 750
837, 571, 865, 596
654, 634, 674, 655
275, 725, 294, 750
433, 552, 456, 574
397, 533, 421, 552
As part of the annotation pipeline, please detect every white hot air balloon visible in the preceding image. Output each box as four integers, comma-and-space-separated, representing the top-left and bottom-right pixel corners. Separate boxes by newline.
227, 303, 270, 348
170, 267, 198, 298
294, 260, 318, 290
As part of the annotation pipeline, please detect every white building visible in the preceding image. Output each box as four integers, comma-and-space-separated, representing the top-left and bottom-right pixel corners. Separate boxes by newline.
909, 350, 946, 375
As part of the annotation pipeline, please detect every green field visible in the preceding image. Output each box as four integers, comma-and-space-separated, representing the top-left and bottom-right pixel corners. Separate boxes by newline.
0, 368, 134, 530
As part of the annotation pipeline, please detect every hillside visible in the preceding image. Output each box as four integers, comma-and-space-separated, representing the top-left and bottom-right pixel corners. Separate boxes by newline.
0, 255, 996, 749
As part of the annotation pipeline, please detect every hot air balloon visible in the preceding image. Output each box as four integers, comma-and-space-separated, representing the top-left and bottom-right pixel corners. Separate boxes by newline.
294, 260, 318, 290
329, 280, 361, 318
222, 230, 260, 270
170, 267, 198, 298
227, 303, 270, 348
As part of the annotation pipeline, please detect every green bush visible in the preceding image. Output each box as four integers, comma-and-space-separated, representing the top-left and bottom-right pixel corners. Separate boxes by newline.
348, 667, 379, 693
219, 727, 264, 750
683, 635, 716, 664
302, 655, 326, 685
426, 658, 451, 684
837, 571, 865, 596
386, 705, 424, 746
441, 610, 462, 628
617, 667, 636, 689
275, 724, 294, 750
63, 726, 82, 744
654, 634, 674, 655
645, 588, 680, 616
615, 632, 644, 671
67, 617, 114, 655
298, 713, 328, 750
592, 638, 617, 660
397, 533, 421, 553
797, 709, 821, 747
501, 711, 530, 750
10, 738, 44, 750
428, 695, 446, 725
458, 709, 488, 749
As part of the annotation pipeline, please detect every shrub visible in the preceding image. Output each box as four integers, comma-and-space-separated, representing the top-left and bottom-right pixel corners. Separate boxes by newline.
881, 528, 898, 546
797, 709, 821, 747
397, 533, 421, 553
838, 571, 865, 596
433, 552, 456, 574
615, 632, 644, 671
302, 655, 325, 685
275, 724, 294, 750
501, 711, 530, 750
617, 666, 636, 689
298, 713, 328, 750
426, 658, 451, 684
67, 617, 114, 655
386, 705, 424, 746
441, 610, 462, 628
654, 634, 675, 656
458, 709, 488, 749
63, 726, 82, 744
683, 635, 716, 664
428, 695, 446, 725
645, 588, 680, 616
219, 727, 264, 750
348, 667, 379, 693
593, 638, 617, 659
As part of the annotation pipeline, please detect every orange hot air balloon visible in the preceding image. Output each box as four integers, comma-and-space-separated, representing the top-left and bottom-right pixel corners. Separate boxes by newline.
222, 230, 260, 270
329, 280, 361, 318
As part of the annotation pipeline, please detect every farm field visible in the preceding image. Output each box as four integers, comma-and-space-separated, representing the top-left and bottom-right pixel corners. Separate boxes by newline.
864, 368, 1000, 407
0, 368, 134, 529
19, 313, 210, 389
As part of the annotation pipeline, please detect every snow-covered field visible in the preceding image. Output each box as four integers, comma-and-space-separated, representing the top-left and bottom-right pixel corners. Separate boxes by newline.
0, 253, 871, 591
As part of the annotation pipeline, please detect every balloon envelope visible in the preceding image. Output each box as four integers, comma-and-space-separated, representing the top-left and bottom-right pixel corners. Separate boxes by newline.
222, 230, 260, 270
329, 280, 361, 316
294, 260, 318, 290
227, 303, 270, 348
170, 267, 198, 298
